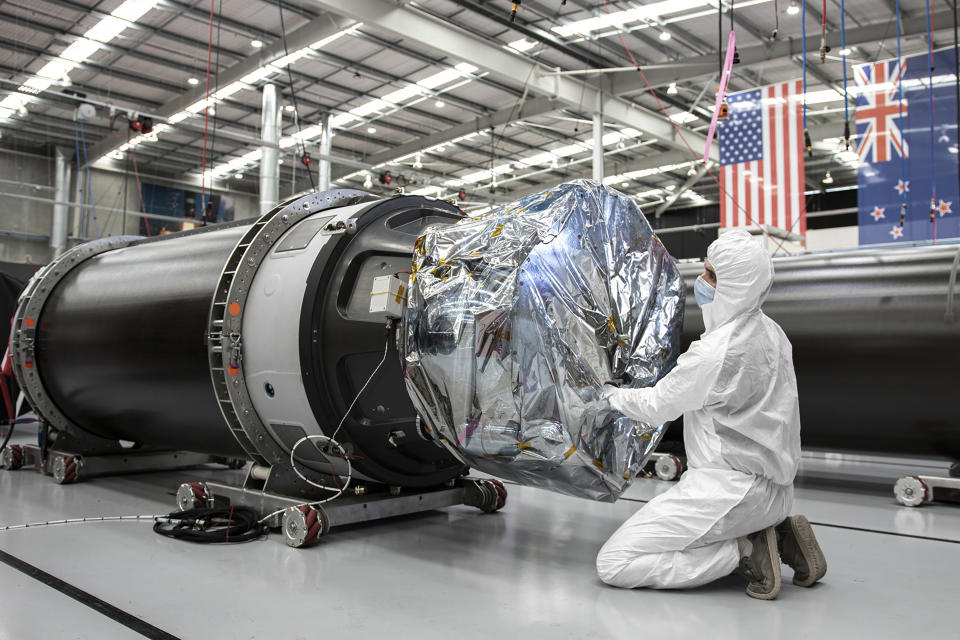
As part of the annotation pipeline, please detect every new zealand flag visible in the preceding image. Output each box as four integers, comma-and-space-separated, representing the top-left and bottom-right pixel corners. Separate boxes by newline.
857, 47, 960, 244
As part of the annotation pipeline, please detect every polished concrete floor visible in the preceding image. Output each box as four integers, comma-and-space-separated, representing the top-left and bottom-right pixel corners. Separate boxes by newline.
0, 434, 957, 640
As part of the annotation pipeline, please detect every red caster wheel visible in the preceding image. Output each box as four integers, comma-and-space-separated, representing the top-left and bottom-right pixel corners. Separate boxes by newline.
283, 505, 329, 548
480, 478, 508, 513
51, 454, 80, 484
1, 444, 23, 470
176, 482, 210, 510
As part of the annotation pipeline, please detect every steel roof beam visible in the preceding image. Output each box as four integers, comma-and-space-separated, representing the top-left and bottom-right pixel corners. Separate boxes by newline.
87, 13, 356, 164
310, 0, 712, 159
437, 0, 614, 69
329, 96, 562, 182
0, 40, 186, 95
612, 11, 953, 94
41, 0, 249, 63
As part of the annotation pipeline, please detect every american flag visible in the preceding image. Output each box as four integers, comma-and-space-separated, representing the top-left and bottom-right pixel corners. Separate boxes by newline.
718, 80, 806, 235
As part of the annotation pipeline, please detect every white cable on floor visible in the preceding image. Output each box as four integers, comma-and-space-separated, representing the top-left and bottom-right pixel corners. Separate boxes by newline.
0, 514, 164, 532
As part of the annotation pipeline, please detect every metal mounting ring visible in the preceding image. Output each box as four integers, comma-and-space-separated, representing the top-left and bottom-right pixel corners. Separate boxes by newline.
10, 236, 141, 432
206, 190, 372, 466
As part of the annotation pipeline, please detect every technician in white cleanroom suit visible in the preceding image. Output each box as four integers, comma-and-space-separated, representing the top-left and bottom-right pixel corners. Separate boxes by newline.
595, 229, 826, 600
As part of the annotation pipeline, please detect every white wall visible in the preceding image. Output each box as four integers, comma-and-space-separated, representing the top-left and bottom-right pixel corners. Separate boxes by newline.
805, 225, 859, 252
0, 148, 258, 264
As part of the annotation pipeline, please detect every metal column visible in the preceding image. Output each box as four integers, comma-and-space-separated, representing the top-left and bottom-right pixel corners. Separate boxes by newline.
592, 110, 603, 183
259, 84, 281, 214
50, 147, 72, 258
318, 113, 332, 191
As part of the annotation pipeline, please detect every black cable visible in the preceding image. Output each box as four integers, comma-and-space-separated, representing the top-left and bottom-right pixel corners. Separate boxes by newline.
0, 421, 13, 457
275, 0, 316, 192
153, 506, 267, 543
207, 0, 224, 218
718, 0, 723, 77
122, 128, 130, 222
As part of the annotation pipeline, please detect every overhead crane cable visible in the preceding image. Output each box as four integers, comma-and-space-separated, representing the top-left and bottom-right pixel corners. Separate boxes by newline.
896, 0, 907, 227
774, 0, 780, 38
200, 0, 215, 203
597, 0, 793, 253
207, 0, 224, 202
802, 0, 812, 156
275, 0, 316, 193
601, 0, 639, 68
926, 0, 938, 240
820, 0, 828, 62
841, 0, 850, 150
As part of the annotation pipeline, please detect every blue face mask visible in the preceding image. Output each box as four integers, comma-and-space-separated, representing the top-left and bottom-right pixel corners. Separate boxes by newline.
694, 275, 715, 307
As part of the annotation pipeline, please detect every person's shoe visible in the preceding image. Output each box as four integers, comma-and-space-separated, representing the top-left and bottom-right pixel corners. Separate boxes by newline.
738, 526, 782, 600
776, 515, 827, 587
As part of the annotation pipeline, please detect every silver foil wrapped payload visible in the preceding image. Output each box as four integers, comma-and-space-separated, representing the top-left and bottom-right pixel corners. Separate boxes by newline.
401, 180, 685, 501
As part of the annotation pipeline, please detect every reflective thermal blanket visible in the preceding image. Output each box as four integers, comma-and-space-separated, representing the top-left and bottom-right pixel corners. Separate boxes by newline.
401, 180, 684, 501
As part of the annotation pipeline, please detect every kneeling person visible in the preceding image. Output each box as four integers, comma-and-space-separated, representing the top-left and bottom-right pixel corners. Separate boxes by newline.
595, 230, 826, 600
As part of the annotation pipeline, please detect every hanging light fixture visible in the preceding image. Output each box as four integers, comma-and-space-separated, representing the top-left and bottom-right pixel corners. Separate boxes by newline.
363, 172, 373, 189
667, 82, 678, 95
787, 1, 800, 14
822, 171, 834, 184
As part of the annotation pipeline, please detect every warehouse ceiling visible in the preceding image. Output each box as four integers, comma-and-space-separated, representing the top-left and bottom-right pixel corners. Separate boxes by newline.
0, 0, 952, 215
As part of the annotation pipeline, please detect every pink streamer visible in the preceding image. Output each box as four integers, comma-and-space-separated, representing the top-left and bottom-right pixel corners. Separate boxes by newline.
703, 30, 737, 164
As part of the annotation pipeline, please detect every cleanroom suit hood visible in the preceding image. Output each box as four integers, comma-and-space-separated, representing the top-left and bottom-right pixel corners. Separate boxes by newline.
701, 229, 775, 333
596, 229, 801, 590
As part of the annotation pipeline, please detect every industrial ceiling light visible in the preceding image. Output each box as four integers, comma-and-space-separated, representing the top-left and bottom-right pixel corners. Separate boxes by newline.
367, 126, 377, 134
658, 31, 672, 41
284, 105, 295, 112
413, 153, 423, 170
787, 1, 800, 14
251, 39, 263, 48
188, 77, 199, 85
235, 173, 244, 180
822, 171, 834, 184
435, 100, 445, 108
621, 181, 630, 187
667, 82, 678, 95
839, 47, 852, 55
363, 172, 374, 189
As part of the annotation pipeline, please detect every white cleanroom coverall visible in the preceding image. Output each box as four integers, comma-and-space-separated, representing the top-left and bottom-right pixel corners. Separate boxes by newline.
596, 229, 801, 589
